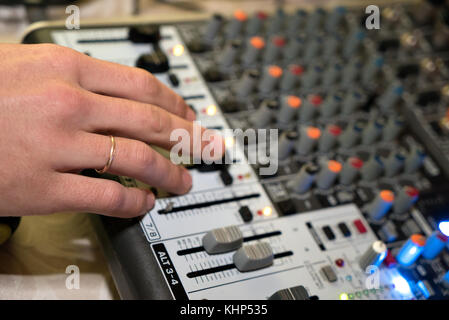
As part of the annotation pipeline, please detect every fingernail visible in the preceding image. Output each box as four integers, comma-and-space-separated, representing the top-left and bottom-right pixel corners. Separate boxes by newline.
146, 192, 156, 212
182, 169, 193, 192
186, 108, 196, 121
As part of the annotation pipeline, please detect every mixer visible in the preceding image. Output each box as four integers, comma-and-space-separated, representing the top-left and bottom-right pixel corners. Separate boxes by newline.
22, 0, 449, 300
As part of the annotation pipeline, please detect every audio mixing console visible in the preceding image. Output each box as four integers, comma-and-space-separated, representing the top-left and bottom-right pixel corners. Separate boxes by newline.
22, 1, 449, 300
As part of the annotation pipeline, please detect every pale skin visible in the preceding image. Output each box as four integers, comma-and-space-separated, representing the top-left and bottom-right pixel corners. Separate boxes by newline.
0, 43, 224, 218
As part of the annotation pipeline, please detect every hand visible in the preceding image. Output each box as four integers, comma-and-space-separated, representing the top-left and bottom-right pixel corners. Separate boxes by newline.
0, 44, 224, 218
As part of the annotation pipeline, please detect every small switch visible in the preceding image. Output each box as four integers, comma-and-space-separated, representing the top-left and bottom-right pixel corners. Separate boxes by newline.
219, 169, 233, 185
202, 226, 243, 254
322, 226, 336, 240
239, 206, 253, 223
233, 242, 274, 272
338, 222, 351, 237
321, 265, 338, 282
276, 199, 296, 216
168, 73, 180, 87
353, 219, 367, 234
269, 285, 310, 300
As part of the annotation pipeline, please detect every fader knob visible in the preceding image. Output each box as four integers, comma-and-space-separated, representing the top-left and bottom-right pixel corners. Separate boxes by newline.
259, 65, 283, 94
382, 117, 404, 141
278, 130, 299, 160
358, 241, 388, 271
393, 186, 419, 215
135, 49, 169, 74
288, 163, 319, 194
246, 11, 267, 35
249, 99, 279, 128
320, 92, 342, 118
366, 190, 395, 221
278, 95, 301, 128
263, 36, 286, 63
242, 36, 265, 66
233, 242, 274, 272
269, 285, 310, 300
280, 65, 303, 92
404, 146, 426, 174
203, 14, 224, 43
339, 122, 363, 149
362, 118, 385, 145
296, 126, 321, 156
384, 151, 406, 177
202, 226, 244, 254
236, 69, 260, 98
339, 157, 363, 185
226, 10, 248, 39
316, 160, 342, 190
361, 155, 384, 181
318, 124, 342, 152
300, 95, 322, 123
128, 25, 161, 43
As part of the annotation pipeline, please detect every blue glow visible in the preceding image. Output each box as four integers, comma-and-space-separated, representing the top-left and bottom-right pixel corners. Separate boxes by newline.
439, 221, 449, 237
397, 239, 423, 266
392, 274, 412, 295
417, 281, 430, 299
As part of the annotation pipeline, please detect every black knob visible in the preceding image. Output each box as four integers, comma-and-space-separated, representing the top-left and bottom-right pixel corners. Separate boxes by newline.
136, 48, 169, 74
128, 25, 161, 44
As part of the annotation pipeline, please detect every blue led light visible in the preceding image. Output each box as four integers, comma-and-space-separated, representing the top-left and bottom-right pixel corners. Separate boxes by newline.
439, 221, 449, 237
417, 281, 430, 299
396, 235, 425, 267
392, 274, 412, 295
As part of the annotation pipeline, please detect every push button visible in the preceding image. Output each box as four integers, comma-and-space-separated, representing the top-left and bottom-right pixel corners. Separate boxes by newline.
168, 73, 179, 87
338, 222, 351, 237
321, 265, 338, 282
239, 206, 253, 223
322, 226, 336, 240
353, 219, 367, 234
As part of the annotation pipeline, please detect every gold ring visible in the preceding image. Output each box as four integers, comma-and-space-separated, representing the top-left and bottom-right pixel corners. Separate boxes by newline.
96, 135, 116, 174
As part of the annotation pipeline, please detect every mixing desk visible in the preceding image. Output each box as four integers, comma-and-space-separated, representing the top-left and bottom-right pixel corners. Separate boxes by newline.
22, 0, 449, 300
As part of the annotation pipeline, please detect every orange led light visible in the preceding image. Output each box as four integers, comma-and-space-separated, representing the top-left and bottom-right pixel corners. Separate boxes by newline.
172, 44, 184, 56
268, 65, 283, 78
287, 95, 302, 108
250, 36, 265, 50
234, 10, 248, 21
380, 190, 395, 203
307, 127, 321, 140
328, 160, 342, 173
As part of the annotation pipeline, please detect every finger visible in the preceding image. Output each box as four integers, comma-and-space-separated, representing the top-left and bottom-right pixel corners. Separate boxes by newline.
77, 55, 196, 121
63, 133, 193, 195
82, 92, 225, 162
52, 173, 154, 218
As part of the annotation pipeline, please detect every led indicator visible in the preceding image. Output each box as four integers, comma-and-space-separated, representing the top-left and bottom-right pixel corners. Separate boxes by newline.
172, 44, 184, 56
262, 206, 272, 217
439, 221, 449, 237
287, 96, 302, 108
206, 105, 217, 116
339, 293, 349, 300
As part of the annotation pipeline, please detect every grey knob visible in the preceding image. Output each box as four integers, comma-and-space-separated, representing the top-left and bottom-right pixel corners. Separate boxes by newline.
246, 11, 267, 35
341, 59, 362, 87
366, 190, 395, 221
339, 122, 363, 149
343, 28, 365, 58
342, 90, 364, 115
296, 126, 321, 156
322, 34, 341, 59
303, 36, 323, 63
316, 160, 342, 190
288, 163, 319, 194
318, 124, 342, 152
288, 10, 307, 36
236, 69, 260, 98
302, 64, 323, 89
325, 6, 346, 32
203, 14, 224, 44
242, 36, 265, 66
363, 55, 384, 85
263, 36, 286, 63
267, 8, 285, 34
378, 83, 404, 113
359, 241, 388, 270
202, 226, 244, 254
280, 65, 303, 92
320, 92, 342, 118
220, 40, 241, 71
249, 99, 279, 128
361, 155, 384, 181
278, 95, 301, 128
300, 95, 322, 123
278, 130, 299, 160
226, 10, 248, 39
382, 117, 404, 141
393, 186, 419, 215
339, 157, 363, 185
384, 151, 406, 177
322, 61, 343, 87
233, 242, 274, 272
362, 118, 385, 145
306, 8, 325, 34
404, 146, 426, 174
284, 36, 305, 60
259, 65, 283, 94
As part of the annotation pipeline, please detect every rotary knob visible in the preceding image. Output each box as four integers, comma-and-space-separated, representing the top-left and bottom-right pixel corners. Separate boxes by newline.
359, 241, 388, 271
288, 163, 319, 194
